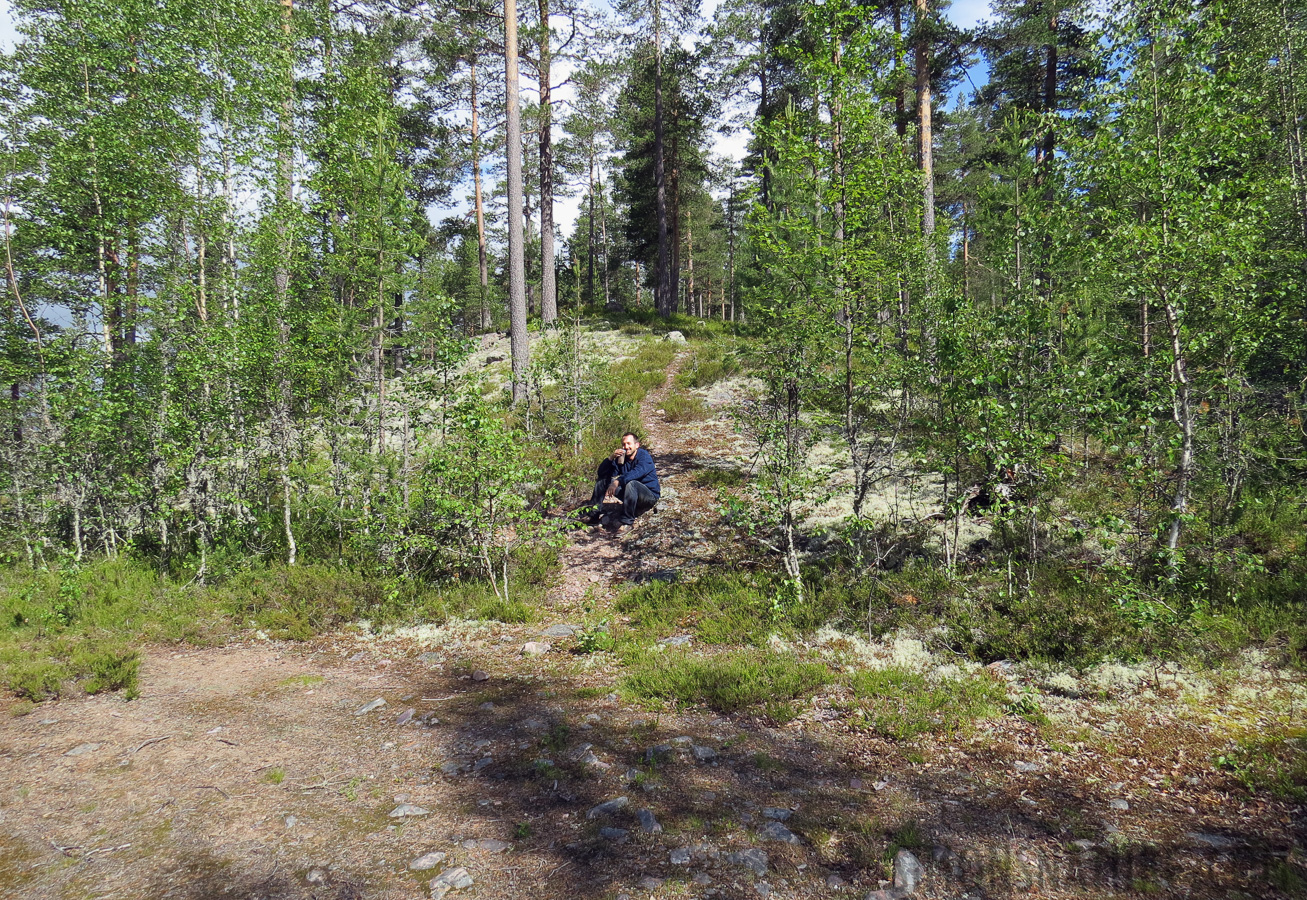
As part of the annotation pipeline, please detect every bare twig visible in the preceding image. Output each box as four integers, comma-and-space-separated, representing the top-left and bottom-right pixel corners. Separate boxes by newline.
193, 784, 230, 799
131, 735, 171, 754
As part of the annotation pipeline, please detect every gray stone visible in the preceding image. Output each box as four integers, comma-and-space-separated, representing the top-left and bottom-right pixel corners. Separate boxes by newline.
389, 804, 431, 818
1013, 761, 1041, 773
471, 670, 489, 681
600, 827, 630, 841
692, 872, 713, 886
758, 821, 800, 844
64, 742, 102, 757
284, 815, 297, 828
726, 848, 769, 876
429, 865, 474, 897
396, 708, 416, 726
587, 796, 629, 819
354, 698, 386, 716
1187, 832, 1236, 850
671, 736, 694, 745
1071, 840, 1097, 852
521, 718, 546, 731
826, 873, 847, 889
542, 624, 576, 637
1109, 798, 1129, 811
664, 331, 687, 343
440, 760, 466, 776
410, 851, 448, 871
670, 848, 691, 865
756, 883, 772, 897
305, 867, 329, 885
864, 890, 907, 900
645, 744, 673, 763
418, 652, 442, 664
893, 850, 924, 894
637, 876, 664, 890
473, 756, 493, 771
691, 745, 717, 762
478, 701, 495, 711
348, 651, 367, 661
522, 641, 551, 656
761, 807, 791, 821
462, 838, 508, 852
637, 808, 662, 834
659, 634, 692, 647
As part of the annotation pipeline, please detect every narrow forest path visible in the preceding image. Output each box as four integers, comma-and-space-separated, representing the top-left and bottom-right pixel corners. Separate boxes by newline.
550, 346, 746, 615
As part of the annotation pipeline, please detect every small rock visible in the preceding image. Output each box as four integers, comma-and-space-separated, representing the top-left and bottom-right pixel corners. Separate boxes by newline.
664, 330, 687, 343
600, 827, 630, 841
761, 807, 791, 821
637, 876, 664, 890
543, 624, 576, 637
284, 815, 297, 828
670, 848, 691, 865
1071, 839, 1097, 852
1109, 798, 1129, 811
473, 757, 493, 771
390, 804, 431, 818
396, 708, 415, 726
355, 698, 386, 716
671, 736, 694, 745
758, 821, 800, 844
691, 745, 717, 762
692, 872, 713, 885
726, 848, 768, 876
1188, 832, 1236, 850
418, 652, 442, 664
659, 634, 692, 647
849, 777, 864, 790
637, 809, 662, 834
305, 867, 329, 885
521, 718, 546, 731
429, 865, 474, 897
894, 849, 924, 893
440, 760, 466, 776
410, 851, 448, 871
522, 642, 551, 656
463, 838, 509, 852
826, 873, 846, 889
348, 651, 366, 662
587, 796, 629, 819
864, 891, 906, 900
579, 751, 610, 769
645, 744, 673, 763
756, 883, 772, 897
478, 701, 495, 711
1013, 761, 1041, 773
471, 670, 489, 682
64, 742, 102, 757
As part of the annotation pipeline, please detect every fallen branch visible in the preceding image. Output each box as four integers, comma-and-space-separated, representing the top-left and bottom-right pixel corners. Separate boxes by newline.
193, 784, 230, 799
131, 735, 171, 754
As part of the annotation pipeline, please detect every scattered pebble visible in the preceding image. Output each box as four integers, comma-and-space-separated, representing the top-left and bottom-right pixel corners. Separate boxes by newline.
761, 807, 791, 821
587, 796, 629, 819
418, 652, 442, 665
396, 708, 415, 726
692, 872, 713, 885
1109, 799, 1129, 811
755, 882, 772, 897
429, 865, 474, 898
354, 698, 386, 716
389, 804, 430, 818
478, 702, 495, 711
637, 809, 662, 834
543, 624, 576, 637
659, 635, 692, 647
284, 815, 297, 829
1013, 761, 1041, 773
1188, 832, 1236, 849
305, 868, 329, 884
600, 827, 630, 841
691, 744, 717, 762
471, 671, 489, 682
670, 848, 691, 865
473, 757, 493, 771
637, 876, 665, 889
725, 848, 768, 876
64, 743, 102, 757
522, 642, 551, 656
348, 651, 366, 662
758, 821, 800, 844
462, 838, 509, 852
894, 849, 924, 893
825, 873, 846, 889
410, 851, 447, 871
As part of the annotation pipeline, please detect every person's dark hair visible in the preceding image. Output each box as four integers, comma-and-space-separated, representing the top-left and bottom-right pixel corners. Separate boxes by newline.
622, 431, 640, 443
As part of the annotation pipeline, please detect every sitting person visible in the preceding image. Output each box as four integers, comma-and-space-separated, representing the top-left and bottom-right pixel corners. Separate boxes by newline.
578, 432, 660, 531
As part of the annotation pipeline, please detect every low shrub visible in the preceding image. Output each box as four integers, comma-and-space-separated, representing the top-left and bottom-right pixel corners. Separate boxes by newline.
622, 648, 831, 713
845, 666, 1006, 740
661, 392, 709, 423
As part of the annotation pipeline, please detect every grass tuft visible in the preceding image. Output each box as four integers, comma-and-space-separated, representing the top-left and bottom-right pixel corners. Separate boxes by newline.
621, 648, 831, 713
844, 666, 1006, 741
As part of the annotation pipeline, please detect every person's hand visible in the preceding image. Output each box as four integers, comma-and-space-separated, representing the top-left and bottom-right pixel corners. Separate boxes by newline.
612, 448, 626, 462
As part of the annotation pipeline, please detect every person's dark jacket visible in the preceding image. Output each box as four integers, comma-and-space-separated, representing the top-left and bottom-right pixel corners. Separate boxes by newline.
615, 447, 660, 498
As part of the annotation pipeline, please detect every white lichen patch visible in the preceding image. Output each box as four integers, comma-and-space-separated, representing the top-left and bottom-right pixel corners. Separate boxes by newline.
813, 626, 980, 680
374, 618, 494, 648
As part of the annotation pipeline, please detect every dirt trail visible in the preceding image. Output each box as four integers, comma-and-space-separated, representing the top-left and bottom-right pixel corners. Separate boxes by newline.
0, 349, 1301, 900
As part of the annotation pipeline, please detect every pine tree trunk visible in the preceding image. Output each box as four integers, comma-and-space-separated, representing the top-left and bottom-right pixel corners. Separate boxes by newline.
505, 0, 529, 402
653, 0, 671, 318
538, 0, 557, 323
471, 55, 491, 332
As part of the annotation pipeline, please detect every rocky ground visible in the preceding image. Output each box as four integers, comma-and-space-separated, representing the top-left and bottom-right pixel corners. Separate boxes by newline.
0, 341, 1303, 900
